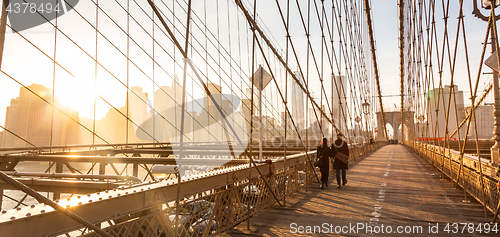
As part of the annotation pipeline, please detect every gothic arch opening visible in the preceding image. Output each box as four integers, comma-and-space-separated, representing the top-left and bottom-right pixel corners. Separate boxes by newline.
386, 123, 394, 140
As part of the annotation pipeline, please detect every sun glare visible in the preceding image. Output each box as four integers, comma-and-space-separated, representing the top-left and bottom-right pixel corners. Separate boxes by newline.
56, 79, 97, 119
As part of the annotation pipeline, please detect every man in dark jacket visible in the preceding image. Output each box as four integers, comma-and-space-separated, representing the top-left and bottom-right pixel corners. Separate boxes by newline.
332, 133, 349, 189
316, 138, 332, 189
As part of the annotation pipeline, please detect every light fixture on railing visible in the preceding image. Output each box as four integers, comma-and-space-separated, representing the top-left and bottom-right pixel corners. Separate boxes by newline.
474, 0, 500, 21
151, 165, 178, 179
483, 0, 499, 9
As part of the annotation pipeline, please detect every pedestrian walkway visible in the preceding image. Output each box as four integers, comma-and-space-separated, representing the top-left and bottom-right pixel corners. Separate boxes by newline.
222, 145, 498, 236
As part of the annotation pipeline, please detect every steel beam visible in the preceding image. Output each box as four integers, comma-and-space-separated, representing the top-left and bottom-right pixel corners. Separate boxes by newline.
46, 148, 300, 157
0, 156, 249, 165
0, 178, 122, 194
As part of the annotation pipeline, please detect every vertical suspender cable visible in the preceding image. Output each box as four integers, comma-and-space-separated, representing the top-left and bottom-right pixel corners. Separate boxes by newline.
306, 0, 311, 188
246, 0, 256, 229
399, 0, 405, 144
283, 0, 290, 206
246, 0, 258, 228
126, 0, 130, 145
319, 1, 324, 138
51, 0, 61, 200
92, 0, 98, 147
174, 0, 193, 232
50, 0, 59, 150
152, 2, 155, 143
0, 0, 8, 70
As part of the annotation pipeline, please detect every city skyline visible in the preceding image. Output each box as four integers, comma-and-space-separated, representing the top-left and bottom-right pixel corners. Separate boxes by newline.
0, 78, 324, 147
2, 80, 490, 148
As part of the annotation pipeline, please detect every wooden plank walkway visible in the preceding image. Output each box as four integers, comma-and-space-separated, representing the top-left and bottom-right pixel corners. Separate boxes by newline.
221, 145, 499, 236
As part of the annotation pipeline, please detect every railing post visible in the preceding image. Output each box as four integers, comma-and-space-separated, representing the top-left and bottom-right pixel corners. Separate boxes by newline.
0, 189, 3, 210
54, 161, 63, 200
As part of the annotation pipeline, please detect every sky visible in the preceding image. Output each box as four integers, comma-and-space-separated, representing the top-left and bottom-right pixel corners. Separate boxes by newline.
0, 0, 498, 134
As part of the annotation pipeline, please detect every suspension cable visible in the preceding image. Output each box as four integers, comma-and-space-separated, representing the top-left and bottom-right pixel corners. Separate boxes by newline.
363, 0, 388, 141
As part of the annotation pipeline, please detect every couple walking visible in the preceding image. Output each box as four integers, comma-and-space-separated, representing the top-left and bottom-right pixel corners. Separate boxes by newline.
316, 133, 349, 189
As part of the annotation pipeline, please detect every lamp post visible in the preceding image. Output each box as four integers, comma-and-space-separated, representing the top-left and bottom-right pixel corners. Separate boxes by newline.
355, 116, 362, 136
362, 100, 371, 116
418, 115, 425, 140
354, 115, 362, 157
362, 100, 371, 151
473, 0, 500, 167
362, 100, 370, 137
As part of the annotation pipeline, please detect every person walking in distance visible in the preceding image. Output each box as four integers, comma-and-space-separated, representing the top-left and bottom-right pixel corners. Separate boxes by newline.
332, 133, 349, 189
316, 138, 332, 189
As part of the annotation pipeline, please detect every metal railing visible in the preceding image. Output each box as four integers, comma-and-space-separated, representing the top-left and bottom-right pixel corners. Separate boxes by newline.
407, 141, 500, 216
0, 142, 384, 236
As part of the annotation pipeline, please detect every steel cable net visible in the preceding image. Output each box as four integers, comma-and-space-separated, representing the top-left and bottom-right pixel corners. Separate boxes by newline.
399, 0, 500, 223
0, 0, 376, 236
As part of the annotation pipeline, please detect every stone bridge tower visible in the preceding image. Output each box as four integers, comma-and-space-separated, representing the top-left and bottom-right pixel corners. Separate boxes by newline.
376, 111, 415, 141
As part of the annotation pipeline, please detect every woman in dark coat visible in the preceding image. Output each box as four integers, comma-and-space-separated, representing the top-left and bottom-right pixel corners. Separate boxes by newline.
316, 138, 332, 189
332, 133, 349, 189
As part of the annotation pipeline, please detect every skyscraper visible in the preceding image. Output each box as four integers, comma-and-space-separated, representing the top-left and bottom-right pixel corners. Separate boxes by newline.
426, 85, 465, 139
127, 86, 148, 143
291, 72, 306, 131
332, 75, 347, 132
154, 76, 184, 141
464, 104, 494, 139
2, 84, 79, 148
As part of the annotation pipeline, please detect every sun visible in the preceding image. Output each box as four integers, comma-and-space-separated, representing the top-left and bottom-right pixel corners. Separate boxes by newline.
56, 78, 98, 119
